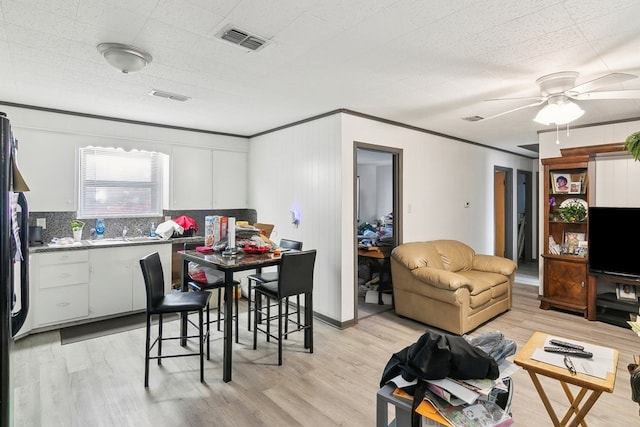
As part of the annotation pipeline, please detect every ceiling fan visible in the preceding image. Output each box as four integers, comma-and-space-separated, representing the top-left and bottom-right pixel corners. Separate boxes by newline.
479, 71, 640, 124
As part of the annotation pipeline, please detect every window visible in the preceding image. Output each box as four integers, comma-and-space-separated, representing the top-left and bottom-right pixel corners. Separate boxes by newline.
79, 146, 168, 218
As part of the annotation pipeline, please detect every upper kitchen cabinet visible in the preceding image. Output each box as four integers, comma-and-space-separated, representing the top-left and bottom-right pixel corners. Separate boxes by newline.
18, 128, 76, 211
170, 146, 247, 210
212, 150, 247, 208
170, 146, 214, 209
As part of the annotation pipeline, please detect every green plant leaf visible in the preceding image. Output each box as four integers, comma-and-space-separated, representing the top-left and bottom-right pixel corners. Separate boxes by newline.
624, 131, 640, 161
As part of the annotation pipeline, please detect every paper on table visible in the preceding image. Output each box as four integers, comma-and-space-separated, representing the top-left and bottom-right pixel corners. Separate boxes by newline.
416, 400, 452, 426
388, 374, 417, 389
530, 335, 614, 379
425, 378, 479, 405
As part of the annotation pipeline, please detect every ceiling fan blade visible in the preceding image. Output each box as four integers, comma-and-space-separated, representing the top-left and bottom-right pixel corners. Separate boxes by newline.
568, 72, 637, 95
478, 100, 546, 121
485, 96, 545, 102
572, 89, 640, 100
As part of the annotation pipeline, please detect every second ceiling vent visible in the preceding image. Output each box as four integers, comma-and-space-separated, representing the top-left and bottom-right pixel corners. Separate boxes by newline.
217, 25, 267, 51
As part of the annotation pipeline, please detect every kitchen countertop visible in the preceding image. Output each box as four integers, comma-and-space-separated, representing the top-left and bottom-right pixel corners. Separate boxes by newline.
29, 235, 205, 253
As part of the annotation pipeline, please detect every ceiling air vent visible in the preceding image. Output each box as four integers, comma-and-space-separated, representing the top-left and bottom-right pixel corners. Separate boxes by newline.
217, 25, 267, 51
149, 89, 190, 102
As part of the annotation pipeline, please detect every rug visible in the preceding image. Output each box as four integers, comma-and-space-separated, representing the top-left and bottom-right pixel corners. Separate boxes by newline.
60, 312, 178, 345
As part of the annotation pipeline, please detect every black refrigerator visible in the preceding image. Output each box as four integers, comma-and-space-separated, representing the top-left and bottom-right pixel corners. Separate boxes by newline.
0, 112, 30, 427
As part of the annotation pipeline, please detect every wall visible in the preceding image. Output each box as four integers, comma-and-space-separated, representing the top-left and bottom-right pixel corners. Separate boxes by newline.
248, 112, 534, 325
3, 105, 248, 212
356, 163, 392, 224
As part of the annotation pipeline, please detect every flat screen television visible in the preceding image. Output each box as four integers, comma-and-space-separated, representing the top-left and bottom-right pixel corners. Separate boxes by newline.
588, 206, 640, 280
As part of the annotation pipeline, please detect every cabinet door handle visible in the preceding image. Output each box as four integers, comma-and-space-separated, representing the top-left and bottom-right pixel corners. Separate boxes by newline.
57, 302, 70, 307
581, 281, 585, 288
57, 273, 72, 279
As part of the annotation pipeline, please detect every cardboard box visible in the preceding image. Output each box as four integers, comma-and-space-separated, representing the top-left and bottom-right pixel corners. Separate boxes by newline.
253, 223, 274, 238
204, 215, 228, 247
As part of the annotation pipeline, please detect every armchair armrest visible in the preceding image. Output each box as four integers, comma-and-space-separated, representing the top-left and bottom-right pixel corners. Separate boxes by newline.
412, 267, 472, 291
472, 255, 517, 276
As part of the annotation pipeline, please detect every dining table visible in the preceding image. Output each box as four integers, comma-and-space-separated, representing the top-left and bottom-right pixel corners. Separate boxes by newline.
179, 248, 282, 382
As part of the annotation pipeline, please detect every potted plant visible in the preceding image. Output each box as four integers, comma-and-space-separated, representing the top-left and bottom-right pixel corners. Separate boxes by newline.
557, 202, 587, 222
624, 131, 640, 161
71, 219, 85, 241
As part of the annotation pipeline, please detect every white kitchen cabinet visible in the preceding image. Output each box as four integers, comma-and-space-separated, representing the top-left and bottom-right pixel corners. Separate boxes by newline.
18, 128, 77, 211
89, 244, 171, 318
170, 146, 213, 209
32, 250, 90, 327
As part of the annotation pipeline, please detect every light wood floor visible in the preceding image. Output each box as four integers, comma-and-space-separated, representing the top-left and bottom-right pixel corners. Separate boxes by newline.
12, 283, 639, 426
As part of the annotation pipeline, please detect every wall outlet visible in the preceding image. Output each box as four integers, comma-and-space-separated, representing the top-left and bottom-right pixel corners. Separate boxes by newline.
36, 218, 46, 229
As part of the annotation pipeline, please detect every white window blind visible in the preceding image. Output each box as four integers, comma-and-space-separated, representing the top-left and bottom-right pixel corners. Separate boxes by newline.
79, 146, 168, 218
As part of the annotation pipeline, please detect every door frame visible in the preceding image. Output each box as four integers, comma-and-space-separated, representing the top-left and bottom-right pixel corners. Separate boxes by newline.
353, 142, 402, 323
517, 169, 534, 262
494, 166, 514, 260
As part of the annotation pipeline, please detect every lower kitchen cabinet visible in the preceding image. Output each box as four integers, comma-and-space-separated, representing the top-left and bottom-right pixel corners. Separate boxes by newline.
89, 245, 171, 318
33, 250, 90, 327
30, 244, 171, 331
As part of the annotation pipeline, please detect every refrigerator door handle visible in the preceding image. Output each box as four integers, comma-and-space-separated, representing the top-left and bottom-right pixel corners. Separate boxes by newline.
11, 191, 29, 336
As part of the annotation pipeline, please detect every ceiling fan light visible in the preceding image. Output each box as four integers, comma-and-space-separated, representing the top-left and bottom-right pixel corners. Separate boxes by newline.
97, 43, 152, 74
533, 101, 584, 125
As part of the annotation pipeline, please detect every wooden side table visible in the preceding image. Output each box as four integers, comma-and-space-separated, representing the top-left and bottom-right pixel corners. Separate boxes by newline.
358, 246, 393, 305
514, 331, 618, 426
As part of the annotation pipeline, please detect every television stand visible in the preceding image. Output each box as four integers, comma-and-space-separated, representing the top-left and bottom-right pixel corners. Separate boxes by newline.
588, 273, 640, 326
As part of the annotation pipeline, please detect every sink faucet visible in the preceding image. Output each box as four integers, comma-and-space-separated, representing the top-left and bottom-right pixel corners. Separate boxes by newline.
122, 226, 128, 240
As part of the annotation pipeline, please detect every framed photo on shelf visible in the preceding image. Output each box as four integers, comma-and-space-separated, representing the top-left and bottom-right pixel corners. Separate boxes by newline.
563, 231, 585, 245
551, 173, 570, 194
569, 181, 582, 194
616, 284, 637, 301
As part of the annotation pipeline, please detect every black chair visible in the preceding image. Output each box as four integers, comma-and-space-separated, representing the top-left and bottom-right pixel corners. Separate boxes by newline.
184, 243, 241, 344
139, 252, 211, 387
246, 238, 303, 331
252, 249, 316, 365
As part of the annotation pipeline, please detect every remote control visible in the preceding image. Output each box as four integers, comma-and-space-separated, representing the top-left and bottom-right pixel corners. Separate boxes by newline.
549, 339, 584, 351
544, 346, 593, 358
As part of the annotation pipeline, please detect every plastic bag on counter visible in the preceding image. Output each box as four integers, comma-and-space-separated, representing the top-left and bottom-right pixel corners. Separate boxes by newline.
188, 262, 224, 284
173, 215, 198, 236
155, 220, 183, 240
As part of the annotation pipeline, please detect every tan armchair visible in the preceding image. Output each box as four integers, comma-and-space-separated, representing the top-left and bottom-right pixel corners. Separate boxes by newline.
390, 240, 517, 335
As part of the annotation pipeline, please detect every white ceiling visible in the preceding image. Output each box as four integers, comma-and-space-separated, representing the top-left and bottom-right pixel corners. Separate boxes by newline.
1, 0, 640, 158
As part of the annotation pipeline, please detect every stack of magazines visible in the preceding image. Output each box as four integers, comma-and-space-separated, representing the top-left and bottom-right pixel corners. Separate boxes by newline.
390, 360, 518, 427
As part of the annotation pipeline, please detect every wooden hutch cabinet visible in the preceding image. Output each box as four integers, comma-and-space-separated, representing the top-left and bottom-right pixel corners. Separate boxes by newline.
540, 155, 590, 316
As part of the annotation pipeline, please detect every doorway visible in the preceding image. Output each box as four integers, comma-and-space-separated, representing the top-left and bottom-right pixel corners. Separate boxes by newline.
354, 143, 402, 322
493, 167, 513, 259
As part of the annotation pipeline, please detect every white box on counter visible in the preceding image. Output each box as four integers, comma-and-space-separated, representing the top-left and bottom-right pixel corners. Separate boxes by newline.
204, 215, 228, 247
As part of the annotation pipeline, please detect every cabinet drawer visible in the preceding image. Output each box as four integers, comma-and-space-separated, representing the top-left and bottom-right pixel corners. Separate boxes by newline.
36, 284, 89, 326
39, 263, 89, 289
39, 250, 89, 266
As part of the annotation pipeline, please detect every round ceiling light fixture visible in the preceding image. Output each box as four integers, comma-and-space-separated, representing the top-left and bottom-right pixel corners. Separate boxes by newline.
97, 43, 152, 74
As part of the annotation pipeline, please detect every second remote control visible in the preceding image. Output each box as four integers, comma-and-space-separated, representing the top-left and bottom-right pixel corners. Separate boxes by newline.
549, 339, 584, 350
544, 346, 593, 358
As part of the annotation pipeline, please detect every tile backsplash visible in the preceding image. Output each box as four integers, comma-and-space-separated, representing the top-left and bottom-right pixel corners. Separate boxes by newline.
29, 209, 257, 244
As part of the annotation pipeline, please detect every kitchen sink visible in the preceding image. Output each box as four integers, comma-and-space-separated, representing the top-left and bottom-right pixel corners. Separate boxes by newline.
87, 236, 163, 246
125, 236, 163, 242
